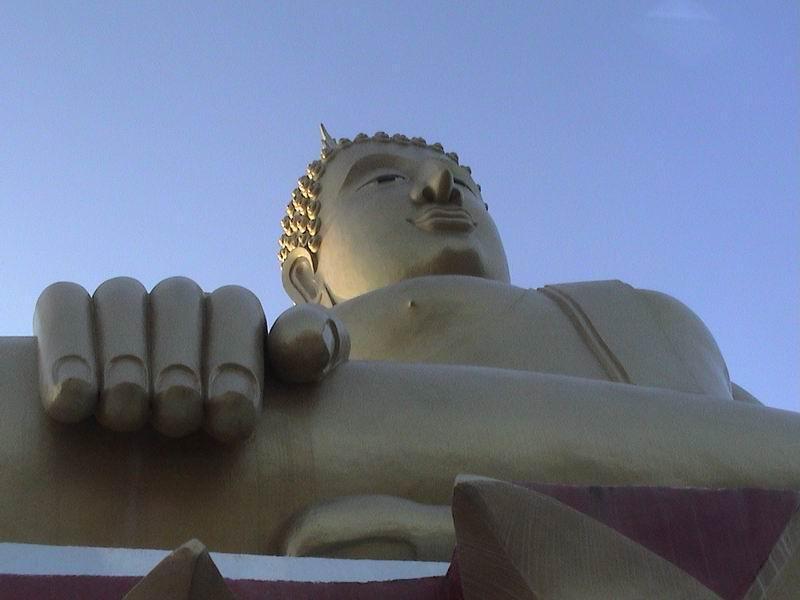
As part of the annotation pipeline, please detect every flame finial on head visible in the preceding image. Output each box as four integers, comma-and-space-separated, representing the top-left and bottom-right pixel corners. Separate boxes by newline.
320, 123, 336, 154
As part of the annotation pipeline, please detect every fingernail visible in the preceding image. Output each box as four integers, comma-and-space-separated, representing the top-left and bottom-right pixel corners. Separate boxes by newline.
206, 367, 258, 443
322, 317, 350, 371
45, 356, 96, 423
53, 356, 92, 386
97, 357, 149, 431
210, 366, 256, 401
321, 322, 336, 360
153, 365, 202, 437
105, 356, 147, 390
156, 365, 199, 395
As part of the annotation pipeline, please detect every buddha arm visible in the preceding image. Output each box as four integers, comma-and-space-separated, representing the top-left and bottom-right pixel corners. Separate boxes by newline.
279, 359, 797, 492
0, 336, 797, 555
639, 290, 763, 404
638, 289, 737, 397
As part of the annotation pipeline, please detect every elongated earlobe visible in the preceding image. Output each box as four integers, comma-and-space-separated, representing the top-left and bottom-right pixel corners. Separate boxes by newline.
282, 248, 333, 307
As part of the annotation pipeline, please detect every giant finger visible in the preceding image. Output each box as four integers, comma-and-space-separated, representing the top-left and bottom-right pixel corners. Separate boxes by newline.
93, 277, 149, 431
268, 304, 350, 383
150, 277, 204, 437
33, 282, 98, 422
204, 285, 266, 442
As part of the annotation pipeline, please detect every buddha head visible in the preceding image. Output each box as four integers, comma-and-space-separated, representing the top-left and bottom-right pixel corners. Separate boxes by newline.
279, 126, 510, 306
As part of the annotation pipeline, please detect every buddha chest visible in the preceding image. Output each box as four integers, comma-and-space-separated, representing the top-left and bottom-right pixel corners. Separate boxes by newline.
333, 276, 611, 382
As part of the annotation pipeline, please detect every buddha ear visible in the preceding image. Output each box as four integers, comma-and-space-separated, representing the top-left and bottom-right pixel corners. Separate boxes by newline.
281, 247, 333, 307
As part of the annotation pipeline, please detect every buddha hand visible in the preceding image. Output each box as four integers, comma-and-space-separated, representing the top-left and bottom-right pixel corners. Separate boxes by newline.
33, 277, 350, 443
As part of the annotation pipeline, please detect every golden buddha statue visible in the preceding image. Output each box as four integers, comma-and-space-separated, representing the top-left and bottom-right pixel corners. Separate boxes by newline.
0, 126, 796, 568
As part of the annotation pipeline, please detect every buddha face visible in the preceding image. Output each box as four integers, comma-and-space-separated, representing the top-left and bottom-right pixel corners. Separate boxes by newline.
316, 142, 509, 302
283, 141, 510, 304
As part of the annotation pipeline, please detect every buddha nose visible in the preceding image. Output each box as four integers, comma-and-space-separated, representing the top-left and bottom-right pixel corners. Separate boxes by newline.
411, 161, 462, 206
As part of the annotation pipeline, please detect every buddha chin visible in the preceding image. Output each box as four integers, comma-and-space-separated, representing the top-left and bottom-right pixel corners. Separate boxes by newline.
406, 245, 491, 281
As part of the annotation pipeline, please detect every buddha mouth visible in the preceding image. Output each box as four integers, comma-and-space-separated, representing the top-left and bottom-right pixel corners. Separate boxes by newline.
408, 207, 476, 233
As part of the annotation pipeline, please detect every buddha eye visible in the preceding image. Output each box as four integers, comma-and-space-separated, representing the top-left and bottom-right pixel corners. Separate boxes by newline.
374, 174, 404, 184
359, 173, 406, 190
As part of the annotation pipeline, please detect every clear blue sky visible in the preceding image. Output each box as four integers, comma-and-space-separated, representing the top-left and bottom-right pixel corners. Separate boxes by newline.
1, 2, 797, 411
